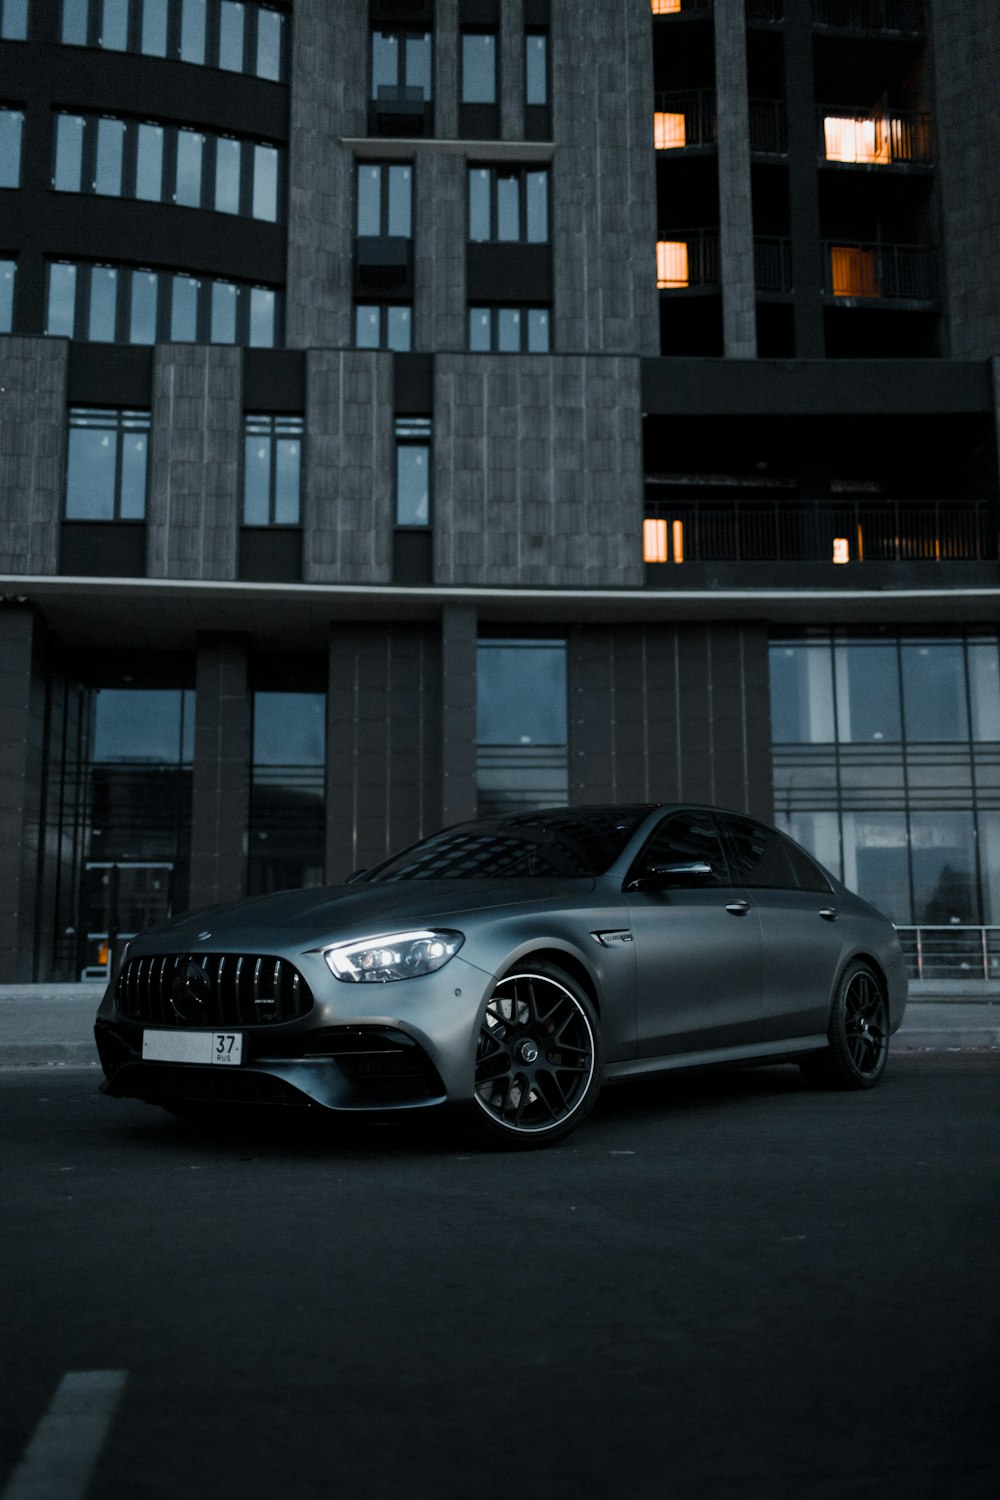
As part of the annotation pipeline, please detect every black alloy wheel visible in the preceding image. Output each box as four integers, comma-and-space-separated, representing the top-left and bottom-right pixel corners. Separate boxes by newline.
471, 963, 603, 1147
800, 961, 889, 1090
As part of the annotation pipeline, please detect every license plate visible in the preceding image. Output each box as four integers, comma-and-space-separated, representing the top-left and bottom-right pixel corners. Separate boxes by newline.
142, 1030, 243, 1066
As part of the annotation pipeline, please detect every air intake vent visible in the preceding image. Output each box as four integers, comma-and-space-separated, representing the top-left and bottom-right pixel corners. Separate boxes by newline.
116, 954, 314, 1028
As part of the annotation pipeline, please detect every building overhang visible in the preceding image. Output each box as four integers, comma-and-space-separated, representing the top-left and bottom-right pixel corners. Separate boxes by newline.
3, 576, 999, 654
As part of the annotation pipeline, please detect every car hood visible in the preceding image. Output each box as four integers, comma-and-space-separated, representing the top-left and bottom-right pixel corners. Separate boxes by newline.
135, 877, 598, 951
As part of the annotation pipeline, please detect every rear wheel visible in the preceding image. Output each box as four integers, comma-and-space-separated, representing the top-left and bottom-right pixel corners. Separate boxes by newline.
469, 964, 603, 1149
800, 961, 889, 1090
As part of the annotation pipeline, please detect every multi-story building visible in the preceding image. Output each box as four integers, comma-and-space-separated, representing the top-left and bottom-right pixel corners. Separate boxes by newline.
1, 0, 998, 984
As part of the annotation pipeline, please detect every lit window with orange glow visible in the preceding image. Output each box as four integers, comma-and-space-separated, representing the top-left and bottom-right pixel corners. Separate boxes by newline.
651, 0, 682, 13
672, 519, 684, 564
831, 246, 880, 297
654, 112, 686, 150
832, 537, 850, 564
644, 518, 669, 563
824, 115, 891, 164
656, 240, 689, 288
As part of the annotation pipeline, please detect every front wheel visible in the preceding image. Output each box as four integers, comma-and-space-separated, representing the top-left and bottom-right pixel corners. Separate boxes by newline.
800, 961, 889, 1090
468, 964, 603, 1149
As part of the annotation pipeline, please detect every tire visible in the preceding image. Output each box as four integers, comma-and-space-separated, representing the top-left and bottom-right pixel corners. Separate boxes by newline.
467, 963, 603, 1149
799, 961, 889, 1090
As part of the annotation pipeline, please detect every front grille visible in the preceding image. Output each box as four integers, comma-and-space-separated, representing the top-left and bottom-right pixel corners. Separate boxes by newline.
116, 953, 314, 1027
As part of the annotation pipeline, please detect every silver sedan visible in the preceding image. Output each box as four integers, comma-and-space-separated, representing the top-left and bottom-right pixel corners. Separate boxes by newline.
95, 804, 908, 1148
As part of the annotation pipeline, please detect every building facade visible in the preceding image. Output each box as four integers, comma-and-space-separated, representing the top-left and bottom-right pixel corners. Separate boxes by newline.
0, 0, 998, 983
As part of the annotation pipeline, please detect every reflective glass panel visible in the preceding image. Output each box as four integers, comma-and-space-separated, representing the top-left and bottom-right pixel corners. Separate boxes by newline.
54, 115, 86, 192
253, 693, 325, 766
0, 109, 23, 188
834, 643, 901, 743
211, 281, 238, 342
386, 305, 412, 351
274, 435, 301, 525
47, 262, 77, 336
256, 6, 283, 80
2, 0, 28, 39
129, 270, 158, 344
496, 172, 520, 241
243, 432, 270, 524
977, 813, 1000, 927
770, 643, 836, 743
219, 1, 245, 70
62, 0, 88, 44
371, 32, 398, 96
355, 304, 380, 349
170, 274, 200, 340
175, 130, 203, 207
141, 0, 168, 55
135, 124, 164, 201
396, 444, 429, 526
119, 421, 149, 517
93, 690, 186, 762
66, 421, 117, 519
248, 286, 275, 346
387, 165, 412, 237
180, 0, 207, 62
840, 812, 910, 924
497, 307, 521, 352
969, 642, 1000, 741
901, 643, 968, 742
88, 265, 119, 341
468, 169, 491, 241
774, 810, 843, 883
253, 144, 278, 221
527, 308, 550, 352
910, 811, 977, 924
357, 164, 382, 236
469, 307, 491, 351
526, 33, 548, 106
526, 170, 548, 242
462, 32, 496, 104
214, 136, 242, 214
405, 33, 431, 95
477, 642, 568, 746
0, 261, 14, 333
101, 0, 128, 49
94, 117, 125, 195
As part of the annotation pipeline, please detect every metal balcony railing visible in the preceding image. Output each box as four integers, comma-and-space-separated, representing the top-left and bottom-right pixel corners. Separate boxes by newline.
814, 0, 925, 32
824, 240, 939, 301
820, 108, 933, 165
749, 98, 788, 153
654, 90, 717, 149
656, 230, 720, 288
643, 501, 996, 564
897, 927, 1000, 983
754, 236, 793, 292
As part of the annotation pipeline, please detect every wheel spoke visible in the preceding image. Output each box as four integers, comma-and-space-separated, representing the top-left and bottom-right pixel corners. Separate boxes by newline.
475, 971, 597, 1135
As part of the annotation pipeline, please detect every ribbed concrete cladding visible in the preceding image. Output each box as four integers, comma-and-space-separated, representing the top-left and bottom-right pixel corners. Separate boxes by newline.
0, 337, 66, 575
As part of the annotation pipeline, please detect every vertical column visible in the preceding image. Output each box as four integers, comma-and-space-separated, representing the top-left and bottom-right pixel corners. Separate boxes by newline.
714, 0, 758, 359
0, 336, 66, 574
784, 0, 825, 358
441, 604, 479, 826
0, 606, 47, 981
435, 0, 460, 140
188, 635, 250, 911
500, 0, 525, 141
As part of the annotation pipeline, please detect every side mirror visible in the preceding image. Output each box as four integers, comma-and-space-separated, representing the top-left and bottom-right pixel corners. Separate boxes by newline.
650, 860, 714, 883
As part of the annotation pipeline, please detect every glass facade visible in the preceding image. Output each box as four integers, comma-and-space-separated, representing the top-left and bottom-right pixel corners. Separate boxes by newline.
770, 633, 1000, 928
249, 690, 325, 895
243, 413, 303, 525
0, 108, 23, 188
476, 640, 569, 815
65, 408, 150, 519
59, 0, 287, 79
46, 260, 279, 345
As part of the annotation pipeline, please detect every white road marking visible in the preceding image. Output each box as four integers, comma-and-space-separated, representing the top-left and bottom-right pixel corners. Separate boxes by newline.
2, 1370, 128, 1500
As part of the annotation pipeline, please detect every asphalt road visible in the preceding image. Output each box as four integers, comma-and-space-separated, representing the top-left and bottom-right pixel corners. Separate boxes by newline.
1, 1054, 997, 1500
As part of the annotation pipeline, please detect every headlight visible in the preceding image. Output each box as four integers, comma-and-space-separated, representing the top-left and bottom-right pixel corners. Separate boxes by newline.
324, 930, 464, 983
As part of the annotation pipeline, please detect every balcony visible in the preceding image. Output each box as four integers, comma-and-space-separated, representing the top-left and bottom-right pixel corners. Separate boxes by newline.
643, 500, 996, 566
820, 108, 933, 167
754, 237, 793, 294
749, 98, 788, 155
368, 86, 433, 139
656, 231, 720, 289
824, 240, 938, 303
813, 0, 925, 33
651, 0, 712, 15
654, 91, 716, 151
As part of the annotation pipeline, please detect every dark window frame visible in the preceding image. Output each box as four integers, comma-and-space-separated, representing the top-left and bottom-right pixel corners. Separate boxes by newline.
467, 303, 552, 352
65, 405, 151, 521
354, 301, 413, 351
58, 0, 289, 80
460, 27, 499, 105
467, 164, 550, 243
242, 412, 304, 527
370, 27, 434, 101
355, 160, 414, 239
0, 105, 24, 189
394, 415, 432, 528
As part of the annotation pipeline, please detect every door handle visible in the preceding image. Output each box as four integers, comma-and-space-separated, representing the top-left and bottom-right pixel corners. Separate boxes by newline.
818, 907, 838, 921
725, 900, 750, 916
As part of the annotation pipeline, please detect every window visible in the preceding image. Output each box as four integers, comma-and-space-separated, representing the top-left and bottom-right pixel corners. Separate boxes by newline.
656, 240, 690, 288
1, 0, 29, 39
46, 259, 280, 346
371, 29, 432, 100
0, 259, 15, 331
476, 640, 569, 816
525, 32, 548, 106
250, 688, 326, 896
52, 111, 284, 222
468, 166, 549, 243
66, 408, 150, 520
395, 417, 431, 527
462, 30, 497, 104
468, 305, 550, 353
243, 414, 302, 525
0, 108, 24, 188
59, 0, 287, 80
719, 816, 798, 889
356, 163, 412, 238
355, 302, 412, 351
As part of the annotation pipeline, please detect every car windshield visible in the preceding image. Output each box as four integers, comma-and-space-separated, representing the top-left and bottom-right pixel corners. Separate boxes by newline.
360, 806, 654, 881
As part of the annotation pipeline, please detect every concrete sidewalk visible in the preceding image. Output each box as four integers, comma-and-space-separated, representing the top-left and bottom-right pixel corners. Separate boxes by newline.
0, 982, 997, 1069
